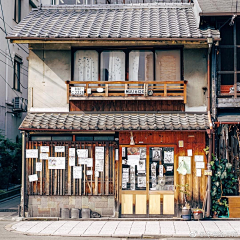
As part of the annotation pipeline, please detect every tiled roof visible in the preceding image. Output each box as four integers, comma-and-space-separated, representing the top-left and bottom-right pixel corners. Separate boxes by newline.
196, 0, 240, 15
8, 4, 220, 39
19, 113, 209, 131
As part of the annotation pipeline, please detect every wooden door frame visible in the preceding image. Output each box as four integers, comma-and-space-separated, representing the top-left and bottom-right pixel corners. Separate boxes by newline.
119, 144, 177, 217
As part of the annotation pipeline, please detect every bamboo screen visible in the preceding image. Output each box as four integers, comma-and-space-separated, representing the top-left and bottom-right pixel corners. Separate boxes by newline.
26, 141, 117, 196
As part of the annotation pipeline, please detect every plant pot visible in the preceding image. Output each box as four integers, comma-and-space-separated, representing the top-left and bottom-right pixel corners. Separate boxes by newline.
181, 214, 191, 221
182, 207, 191, 216
192, 210, 203, 220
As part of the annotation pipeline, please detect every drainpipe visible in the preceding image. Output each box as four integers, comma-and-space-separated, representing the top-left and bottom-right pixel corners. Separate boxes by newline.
206, 37, 213, 218
20, 131, 26, 217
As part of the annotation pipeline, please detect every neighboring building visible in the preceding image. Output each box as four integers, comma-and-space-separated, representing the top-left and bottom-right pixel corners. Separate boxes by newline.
0, 0, 39, 141
8, 0, 220, 218
195, 0, 240, 218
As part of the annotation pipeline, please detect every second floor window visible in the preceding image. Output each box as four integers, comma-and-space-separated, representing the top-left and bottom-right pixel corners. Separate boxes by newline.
73, 49, 181, 82
101, 51, 125, 81
13, 56, 22, 91
14, 0, 21, 23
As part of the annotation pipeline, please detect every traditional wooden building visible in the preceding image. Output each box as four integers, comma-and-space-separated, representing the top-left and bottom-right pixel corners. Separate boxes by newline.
195, 0, 240, 217
8, 0, 220, 218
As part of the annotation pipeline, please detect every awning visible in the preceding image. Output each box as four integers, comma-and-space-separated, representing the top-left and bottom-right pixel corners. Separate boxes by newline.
19, 113, 209, 131
7, 4, 220, 40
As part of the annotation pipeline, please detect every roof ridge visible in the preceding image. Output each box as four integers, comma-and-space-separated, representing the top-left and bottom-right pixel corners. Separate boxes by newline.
39, 3, 193, 10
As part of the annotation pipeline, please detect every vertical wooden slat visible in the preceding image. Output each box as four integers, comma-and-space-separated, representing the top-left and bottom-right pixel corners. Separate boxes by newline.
40, 143, 43, 196
46, 143, 49, 195
105, 142, 109, 195
94, 143, 98, 195
54, 143, 57, 195
164, 83, 167, 97
91, 143, 93, 195
184, 81, 187, 103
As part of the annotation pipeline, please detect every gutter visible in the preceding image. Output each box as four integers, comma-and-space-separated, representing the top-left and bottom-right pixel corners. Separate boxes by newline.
206, 38, 213, 218
6, 37, 221, 42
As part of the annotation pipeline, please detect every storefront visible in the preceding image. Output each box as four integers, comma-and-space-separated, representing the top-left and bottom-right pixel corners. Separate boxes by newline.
20, 112, 209, 218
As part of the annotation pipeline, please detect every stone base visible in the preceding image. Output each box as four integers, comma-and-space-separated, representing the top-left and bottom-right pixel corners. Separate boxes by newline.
28, 195, 115, 217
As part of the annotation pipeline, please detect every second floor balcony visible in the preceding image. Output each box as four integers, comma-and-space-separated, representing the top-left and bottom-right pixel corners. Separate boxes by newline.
66, 80, 187, 103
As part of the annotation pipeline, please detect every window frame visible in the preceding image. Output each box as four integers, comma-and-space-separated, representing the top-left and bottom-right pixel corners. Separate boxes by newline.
72, 47, 183, 82
13, 56, 22, 92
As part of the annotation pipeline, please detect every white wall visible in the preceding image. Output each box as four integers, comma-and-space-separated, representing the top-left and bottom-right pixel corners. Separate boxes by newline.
0, 0, 32, 140
28, 50, 70, 112
184, 49, 208, 112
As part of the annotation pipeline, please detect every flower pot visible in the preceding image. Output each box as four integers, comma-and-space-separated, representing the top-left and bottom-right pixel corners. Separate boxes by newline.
192, 210, 203, 220
181, 214, 191, 221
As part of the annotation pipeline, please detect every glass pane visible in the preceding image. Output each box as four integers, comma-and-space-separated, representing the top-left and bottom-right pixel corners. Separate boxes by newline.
129, 50, 153, 81
149, 147, 174, 191
101, 51, 125, 81
238, 48, 240, 71
74, 50, 98, 82
76, 136, 93, 141
94, 136, 114, 141
52, 136, 72, 141
221, 49, 234, 71
122, 147, 146, 190
155, 50, 181, 81
31, 136, 51, 141
220, 74, 234, 85
220, 23, 234, 45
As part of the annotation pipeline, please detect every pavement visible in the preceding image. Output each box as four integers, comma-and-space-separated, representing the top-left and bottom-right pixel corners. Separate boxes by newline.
6, 220, 240, 238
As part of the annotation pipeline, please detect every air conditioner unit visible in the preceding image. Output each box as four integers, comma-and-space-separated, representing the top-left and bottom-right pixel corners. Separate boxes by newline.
13, 97, 27, 112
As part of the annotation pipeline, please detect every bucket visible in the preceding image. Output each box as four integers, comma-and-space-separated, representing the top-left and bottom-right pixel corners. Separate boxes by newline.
182, 214, 191, 221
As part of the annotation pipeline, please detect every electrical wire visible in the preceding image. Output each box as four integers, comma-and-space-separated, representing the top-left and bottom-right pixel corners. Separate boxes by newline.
0, 0, 28, 90
0, 72, 20, 98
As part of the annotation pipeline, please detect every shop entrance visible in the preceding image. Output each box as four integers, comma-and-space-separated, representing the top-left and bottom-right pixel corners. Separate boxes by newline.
119, 145, 175, 217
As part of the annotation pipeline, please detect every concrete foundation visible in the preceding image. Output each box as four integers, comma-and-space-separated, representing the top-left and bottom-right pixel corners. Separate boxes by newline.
28, 195, 115, 217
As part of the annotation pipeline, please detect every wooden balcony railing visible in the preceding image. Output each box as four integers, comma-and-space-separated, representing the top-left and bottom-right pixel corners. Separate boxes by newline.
65, 80, 188, 103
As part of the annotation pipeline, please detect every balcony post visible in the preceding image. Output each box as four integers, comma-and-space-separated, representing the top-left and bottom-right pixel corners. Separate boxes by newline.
184, 80, 187, 104
164, 83, 167, 97
65, 80, 70, 104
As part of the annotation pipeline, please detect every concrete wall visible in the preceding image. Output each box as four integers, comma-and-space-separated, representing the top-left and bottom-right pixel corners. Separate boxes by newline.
0, 0, 32, 140
28, 50, 70, 112
28, 195, 115, 217
184, 48, 208, 112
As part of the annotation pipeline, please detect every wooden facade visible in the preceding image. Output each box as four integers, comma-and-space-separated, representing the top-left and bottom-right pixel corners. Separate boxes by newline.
25, 130, 207, 217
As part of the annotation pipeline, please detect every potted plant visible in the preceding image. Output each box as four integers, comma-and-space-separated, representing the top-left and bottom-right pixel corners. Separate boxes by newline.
176, 183, 191, 220
192, 208, 203, 220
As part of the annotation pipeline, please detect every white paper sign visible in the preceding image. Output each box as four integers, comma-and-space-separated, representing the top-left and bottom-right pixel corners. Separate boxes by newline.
29, 174, 38, 182
95, 171, 99, 177
36, 162, 42, 171
69, 156, 75, 166
55, 146, 65, 153
164, 151, 174, 164
78, 158, 88, 165
137, 160, 146, 171
196, 169, 202, 177
48, 157, 65, 169
95, 159, 104, 172
40, 146, 49, 153
69, 148, 75, 157
187, 149, 192, 157
167, 166, 173, 172
195, 155, 204, 162
159, 165, 164, 177
71, 87, 84, 96
87, 158, 93, 167
122, 147, 126, 157
73, 166, 82, 179
77, 149, 88, 158
95, 147, 104, 160
87, 170, 93, 175
40, 153, 48, 160
26, 149, 38, 158
115, 149, 119, 161
178, 156, 191, 174
196, 162, 205, 169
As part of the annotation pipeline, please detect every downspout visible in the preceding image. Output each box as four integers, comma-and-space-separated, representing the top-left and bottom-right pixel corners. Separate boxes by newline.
20, 131, 26, 217
206, 38, 213, 218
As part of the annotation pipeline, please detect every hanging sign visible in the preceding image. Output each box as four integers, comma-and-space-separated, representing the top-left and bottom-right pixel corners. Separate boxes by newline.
40, 146, 49, 153
26, 149, 38, 158
125, 89, 144, 94
71, 87, 84, 96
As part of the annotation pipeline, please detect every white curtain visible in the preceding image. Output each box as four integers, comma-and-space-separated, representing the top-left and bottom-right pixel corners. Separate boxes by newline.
108, 51, 125, 81
74, 50, 98, 86
129, 51, 140, 82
